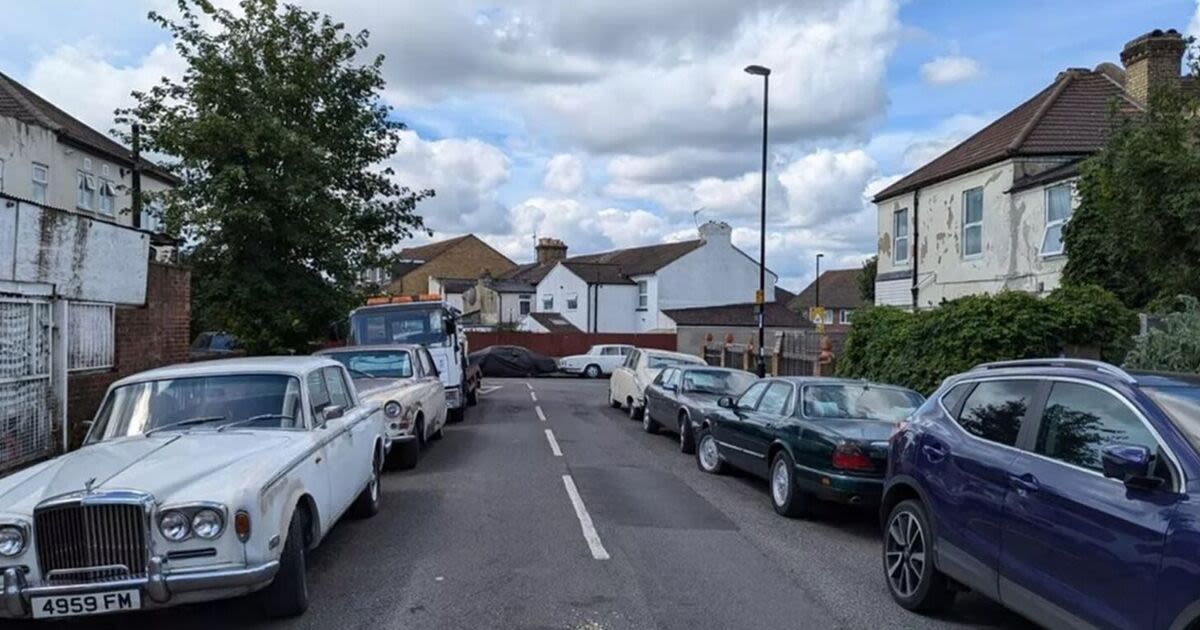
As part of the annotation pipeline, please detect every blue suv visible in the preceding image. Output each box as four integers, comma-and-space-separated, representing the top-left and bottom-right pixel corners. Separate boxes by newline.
881, 359, 1200, 630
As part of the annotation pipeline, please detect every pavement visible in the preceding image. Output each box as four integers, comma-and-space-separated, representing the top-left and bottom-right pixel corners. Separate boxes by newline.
22, 378, 1037, 630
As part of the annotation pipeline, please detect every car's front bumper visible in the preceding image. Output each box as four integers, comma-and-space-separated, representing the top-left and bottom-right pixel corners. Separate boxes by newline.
1, 557, 279, 619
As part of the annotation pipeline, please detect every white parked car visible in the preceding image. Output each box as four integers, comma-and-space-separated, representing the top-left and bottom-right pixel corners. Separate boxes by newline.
558, 344, 634, 378
608, 348, 706, 419
318, 344, 447, 469
0, 357, 386, 621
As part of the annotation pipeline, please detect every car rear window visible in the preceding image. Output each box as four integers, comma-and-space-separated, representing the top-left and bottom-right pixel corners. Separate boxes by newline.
1143, 386, 1200, 452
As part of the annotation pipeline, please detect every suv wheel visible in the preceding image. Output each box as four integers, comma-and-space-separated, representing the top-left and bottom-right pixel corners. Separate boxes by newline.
884, 499, 956, 613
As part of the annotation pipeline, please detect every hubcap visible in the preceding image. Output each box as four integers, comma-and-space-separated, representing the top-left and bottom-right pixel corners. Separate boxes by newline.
699, 436, 719, 470
369, 461, 380, 503
772, 459, 789, 506
885, 511, 926, 599
643, 410, 651, 430
679, 421, 686, 448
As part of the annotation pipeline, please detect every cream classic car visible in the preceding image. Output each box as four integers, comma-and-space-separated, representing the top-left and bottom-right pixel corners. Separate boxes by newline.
0, 357, 386, 621
317, 344, 448, 469
608, 348, 706, 420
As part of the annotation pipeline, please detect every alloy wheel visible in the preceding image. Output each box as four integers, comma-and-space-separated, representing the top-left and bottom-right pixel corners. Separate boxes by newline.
699, 435, 719, 471
679, 421, 686, 449
885, 511, 926, 599
771, 458, 789, 506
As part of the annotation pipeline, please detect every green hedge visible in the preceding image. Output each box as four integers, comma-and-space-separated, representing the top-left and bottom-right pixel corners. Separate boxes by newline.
1124, 296, 1200, 373
837, 285, 1137, 394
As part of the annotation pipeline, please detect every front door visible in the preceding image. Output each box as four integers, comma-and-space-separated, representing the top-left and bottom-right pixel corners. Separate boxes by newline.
738, 381, 794, 478
718, 381, 770, 472
999, 381, 1178, 630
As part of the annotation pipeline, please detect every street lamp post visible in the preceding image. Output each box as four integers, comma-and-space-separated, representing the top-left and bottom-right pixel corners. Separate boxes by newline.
815, 253, 824, 312
745, 64, 770, 377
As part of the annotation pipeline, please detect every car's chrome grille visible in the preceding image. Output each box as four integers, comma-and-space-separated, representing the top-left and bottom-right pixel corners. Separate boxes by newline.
34, 502, 148, 585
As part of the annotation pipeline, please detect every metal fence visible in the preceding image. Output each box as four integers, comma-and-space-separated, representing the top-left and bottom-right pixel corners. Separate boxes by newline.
68, 302, 115, 372
0, 300, 54, 473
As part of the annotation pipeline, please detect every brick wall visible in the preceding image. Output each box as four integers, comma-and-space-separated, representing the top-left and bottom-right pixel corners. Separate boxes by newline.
66, 262, 191, 447
390, 236, 516, 294
466, 331, 677, 358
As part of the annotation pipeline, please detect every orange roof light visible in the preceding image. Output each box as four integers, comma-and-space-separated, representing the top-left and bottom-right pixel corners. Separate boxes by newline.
392, 296, 413, 303
365, 296, 391, 305
418, 293, 440, 302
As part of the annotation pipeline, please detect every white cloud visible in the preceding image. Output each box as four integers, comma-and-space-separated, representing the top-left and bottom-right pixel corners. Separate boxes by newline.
484, 198, 676, 261
919, 54, 981, 85
1189, 1, 1200, 42
385, 130, 512, 234
777, 149, 877, 227
543, 153, 584, 194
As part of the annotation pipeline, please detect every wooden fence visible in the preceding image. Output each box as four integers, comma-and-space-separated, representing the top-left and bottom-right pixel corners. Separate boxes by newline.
466, 331, 677, 357
701, 330, 848, 377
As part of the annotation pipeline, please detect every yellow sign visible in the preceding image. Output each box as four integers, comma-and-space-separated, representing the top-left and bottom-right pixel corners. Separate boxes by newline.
755, 289, 764, 305
809, 306, 826, 332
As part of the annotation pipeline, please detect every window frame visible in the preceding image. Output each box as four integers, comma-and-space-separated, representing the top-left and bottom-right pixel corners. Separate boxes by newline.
98, 179, 116, 215
736, 381, 771, 410
840, 309, 853, 325
892, 208, 909, 265
637, 280, 649, 310
76, 171, 96, 211
565, 292, 579, 311
944, 377, 1047, 450
962, 187, 984, 259
32, 163, 49, 204
757, 381, 795, 417
518, 294, 532, 315
323, 366, 354, 411
541, 294, 554, 311
822, 310, 833, 325
1040, 183, 1072, 257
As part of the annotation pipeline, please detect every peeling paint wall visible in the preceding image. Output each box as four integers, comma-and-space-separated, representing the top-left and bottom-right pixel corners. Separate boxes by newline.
873, 159, 1073, 309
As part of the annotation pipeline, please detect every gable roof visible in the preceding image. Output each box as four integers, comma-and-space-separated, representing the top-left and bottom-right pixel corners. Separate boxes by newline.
396, 234, 475, 262
500, 261, 554, 286
567, 240, 702, 276
528, 312, 581, 333
561, 261, 635, 285
789, 268, 865, 311
662, 302, 812, 328
0, 71, 177, 184
873, 68, 1142, 202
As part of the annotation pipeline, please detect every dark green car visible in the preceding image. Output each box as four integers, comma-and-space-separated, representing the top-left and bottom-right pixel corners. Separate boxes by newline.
695, 377, 924, 518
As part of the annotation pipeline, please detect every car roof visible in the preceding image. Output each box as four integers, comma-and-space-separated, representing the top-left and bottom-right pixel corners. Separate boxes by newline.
641, 349, 703, 361
775, 376, 918, 391
113, 356, 340, 387
316, 344, 422, 354
675, 366, 749, 374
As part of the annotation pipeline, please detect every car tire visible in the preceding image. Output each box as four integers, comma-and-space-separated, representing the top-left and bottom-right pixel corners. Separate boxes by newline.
609, 391, 621, 409
431, 424, 444, 441
584, 364, 602, 379
695, 426, 725, 474
770, 451, 811, 518
350, 448, 382, 519
259, 508, 309, 618
466, 384, 478, 407
884, 499, 956, 614
678, 414, 695, 454
389, 439, 420, 470
642, 407, 659, 434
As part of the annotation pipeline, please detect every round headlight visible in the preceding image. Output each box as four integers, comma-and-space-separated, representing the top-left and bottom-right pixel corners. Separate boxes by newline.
0, 525, 25, 557
384, 401, 402, 418
192, 509, 224, 540
159, 511, 190, 541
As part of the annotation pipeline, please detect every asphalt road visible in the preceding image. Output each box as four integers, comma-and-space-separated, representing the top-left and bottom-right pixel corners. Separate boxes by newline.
24, 378, 1037, 630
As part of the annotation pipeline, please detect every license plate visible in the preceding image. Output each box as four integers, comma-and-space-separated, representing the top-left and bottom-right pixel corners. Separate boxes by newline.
32, 589, 141, 619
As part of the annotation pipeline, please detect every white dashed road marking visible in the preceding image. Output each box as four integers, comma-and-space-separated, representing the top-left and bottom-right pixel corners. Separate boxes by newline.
562, 475, 610, 560
544, 429, 562, 456
536, 406, 547, 422
530, 391, 538, 402
525, 382, 534, 390
478, 385, 502, 395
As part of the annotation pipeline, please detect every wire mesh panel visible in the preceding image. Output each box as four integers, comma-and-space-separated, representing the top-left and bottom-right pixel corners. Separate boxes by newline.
0, 300, 54, 472
68, 302, 115, 372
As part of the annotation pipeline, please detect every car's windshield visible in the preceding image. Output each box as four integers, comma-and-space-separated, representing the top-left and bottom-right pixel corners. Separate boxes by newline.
351, 305, 445, 346
801, 384, 924, 422
326, 350, 414, 379
682, 370, 756, 395
647, 355, 702, 369
86, 374, 304, 443
1144, 386, 1200, 452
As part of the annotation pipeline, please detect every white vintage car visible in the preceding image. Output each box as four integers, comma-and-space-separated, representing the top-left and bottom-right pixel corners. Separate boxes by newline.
317, 344, 447, 469
608, 348, 706, 420
0, 357, 386, 621
557, 344, 634, 378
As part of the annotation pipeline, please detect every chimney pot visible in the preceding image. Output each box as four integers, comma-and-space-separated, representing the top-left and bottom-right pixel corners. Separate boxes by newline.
1120, 28, 1186, 106
535, 237, 568, 264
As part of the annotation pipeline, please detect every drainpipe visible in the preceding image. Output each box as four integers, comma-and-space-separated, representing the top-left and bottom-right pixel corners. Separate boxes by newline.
910, 189, 920, 311
131, 123, 143, 229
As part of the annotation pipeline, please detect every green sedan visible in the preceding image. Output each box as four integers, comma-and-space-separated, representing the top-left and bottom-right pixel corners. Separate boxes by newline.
695, 377, 924, 518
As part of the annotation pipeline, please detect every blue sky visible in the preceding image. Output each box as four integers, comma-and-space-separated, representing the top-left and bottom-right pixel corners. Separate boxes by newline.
5, 0, 1198, 289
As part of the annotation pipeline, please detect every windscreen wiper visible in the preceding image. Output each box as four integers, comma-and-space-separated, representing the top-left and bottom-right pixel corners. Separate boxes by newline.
218, 413, 295, 431
145, 415, 227, 436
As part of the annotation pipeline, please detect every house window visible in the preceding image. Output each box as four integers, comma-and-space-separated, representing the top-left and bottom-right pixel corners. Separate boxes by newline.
542, 295, 554, 311
893, 209, 909, 264
566, 293, 578, 311
98, 179, 115, 214
32, 163, 48, 204
76, 171, 96, 210
519, 294, 532, 315
637, 280, 648, 309
823, 310, 834, 325
1041, 184, 1072, 256
840, 309, 854, 325
962, 187, 983, 257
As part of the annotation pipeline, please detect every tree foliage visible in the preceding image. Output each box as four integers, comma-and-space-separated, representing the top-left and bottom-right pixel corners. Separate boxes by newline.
1062, 83, 1200, 309
837, 286, 1137, 394
116, 0, 431, 353
857, 255, 877, 303
1125, 295, 1200, 373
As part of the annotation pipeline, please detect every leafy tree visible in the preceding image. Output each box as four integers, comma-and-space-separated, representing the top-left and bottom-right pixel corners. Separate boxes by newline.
117, 0, 432, 353
1063, 82, 1200, 309
857, 255, 877, 303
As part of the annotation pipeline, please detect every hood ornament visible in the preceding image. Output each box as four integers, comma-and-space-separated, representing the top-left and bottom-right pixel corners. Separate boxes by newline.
83, 477, 97, 495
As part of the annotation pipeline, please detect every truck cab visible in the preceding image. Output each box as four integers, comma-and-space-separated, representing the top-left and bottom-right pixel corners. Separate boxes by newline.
347, 295, 480, 421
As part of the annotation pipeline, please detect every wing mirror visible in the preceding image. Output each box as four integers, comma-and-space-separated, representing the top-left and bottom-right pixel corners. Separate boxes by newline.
444, 317, 457, 336
1101, 444, 1162, 489
322, 405, 345, 422
717, 396, 734, 409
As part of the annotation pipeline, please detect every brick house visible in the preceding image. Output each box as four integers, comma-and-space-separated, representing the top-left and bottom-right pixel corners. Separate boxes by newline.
384, 234, 516, 295
790, 269, 866, 331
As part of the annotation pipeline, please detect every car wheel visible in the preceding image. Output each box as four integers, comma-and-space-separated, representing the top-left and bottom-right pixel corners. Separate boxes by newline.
678, 414, 695, 454
628, 399, 643, 420
431, 424, 444, 441
695, 427, 725, 474
584, 364, 602, 379
466, 384, 479, 407
770, 451, 810, 518
642, 407, 659, 434
609, 390, 621, 408
259, 508, 309, 618
350, 448, 382, 519
884, 499, 956, 613
389, 439, 420, 470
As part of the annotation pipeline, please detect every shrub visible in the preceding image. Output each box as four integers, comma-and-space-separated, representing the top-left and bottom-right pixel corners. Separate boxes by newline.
837, 285, 1137, 394
1124, 296, 1200, 373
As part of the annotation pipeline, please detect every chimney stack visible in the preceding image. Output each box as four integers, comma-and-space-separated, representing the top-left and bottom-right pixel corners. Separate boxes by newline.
535, 237, 568, 264
1120, 28, 1185, 106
